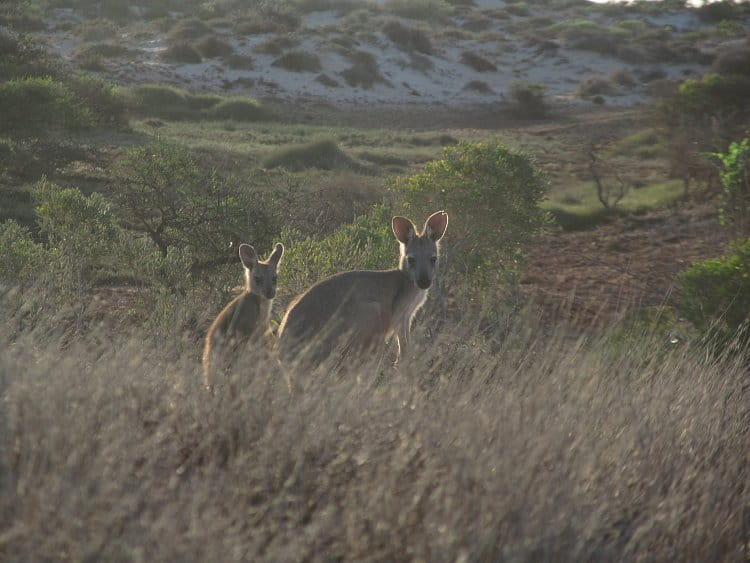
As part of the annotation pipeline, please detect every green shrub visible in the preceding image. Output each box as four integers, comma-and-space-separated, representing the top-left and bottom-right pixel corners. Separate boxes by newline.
76, 18, 119, 42
280, 204, 396, 297
0, 219, 48, 285
460, 51, 496, 72
714, 138, 750, 235
272, 51, 322, 73
463, 80, 492, 94
510, 80, 547, 117
226, 54, 254, 69
78, 53, 105, 71
128, 84, 190, 119
382, 20, 434, 54
168, 17, 211, 41
262, 139, 362, 172
660, 73, 750, 129
110, 141, 279, 272
76, 42, 131, 60
33, 178, 120, 297
161, 42, 202, 63
209, 98, 273, 121
393, 141, 548, 278
341, 51, 388, 89
253, 36, 298, 55
195, 34, 234, 58
67, 73, 129, 128
679, 237, 750, 343
712, 44, 750, 77
0, 77, 92, 136
0, 30, 57, 81
577, 75, 614, 98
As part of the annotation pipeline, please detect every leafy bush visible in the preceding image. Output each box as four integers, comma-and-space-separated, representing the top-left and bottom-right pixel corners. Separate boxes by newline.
195, 35, 234, 58
712, 44, 750, 77
226, 54, 254, 70
714, 138, 750, 235
0, 77, 92, 137
262, 139, 363, 172
577, 75, 614, 98
460, 51, 496, 72
679, 237, 750, 344
660, 73, 750, 129
341, 51, 389, 89
393, 141, 548, 278
0, 219, 47, 285
76, 42, 131, 60
168, 17, 212, 41
253, 35, 298, 55
382, 20, 434, 54
161, 42, 202, 63
280, 204, 395, 297
110, 141, 279, 272
272, 51, 322, 73
510, 80, 547, 117
33, 179, 120, 301
76, 18, 119, 42
128, 85, 271, 121
67, 73, 129, 128
0, 30, 57, 81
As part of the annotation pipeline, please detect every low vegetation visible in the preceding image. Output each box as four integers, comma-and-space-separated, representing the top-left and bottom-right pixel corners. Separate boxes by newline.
262, 139, 363, 172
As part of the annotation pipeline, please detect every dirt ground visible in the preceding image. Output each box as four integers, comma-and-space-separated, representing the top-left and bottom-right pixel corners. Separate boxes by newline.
520, 201, 732, 324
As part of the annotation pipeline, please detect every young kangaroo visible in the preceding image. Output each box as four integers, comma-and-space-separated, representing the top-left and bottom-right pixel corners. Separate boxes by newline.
277, 211, 448, 368
202, 242, 284, 390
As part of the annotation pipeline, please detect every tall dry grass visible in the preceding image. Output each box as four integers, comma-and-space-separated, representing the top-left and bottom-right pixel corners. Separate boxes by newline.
0, 295, 748, 561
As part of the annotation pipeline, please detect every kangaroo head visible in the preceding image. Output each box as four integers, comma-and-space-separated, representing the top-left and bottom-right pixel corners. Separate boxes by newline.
239, 242, 284, 299
393, 211, 449, 290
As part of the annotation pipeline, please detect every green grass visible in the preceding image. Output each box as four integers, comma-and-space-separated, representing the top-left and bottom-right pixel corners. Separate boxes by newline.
610, 128, 667, 160
544, 179, 684, 230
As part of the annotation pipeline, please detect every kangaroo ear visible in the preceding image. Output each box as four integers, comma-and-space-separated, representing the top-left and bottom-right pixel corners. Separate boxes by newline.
424, 211, 448, 242
239, 244, 258, 270
392, 216, 416, 245
269, 242, 284, 266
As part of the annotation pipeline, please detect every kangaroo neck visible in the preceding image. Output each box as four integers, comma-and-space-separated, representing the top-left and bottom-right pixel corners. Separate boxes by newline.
395, 268, 425, 298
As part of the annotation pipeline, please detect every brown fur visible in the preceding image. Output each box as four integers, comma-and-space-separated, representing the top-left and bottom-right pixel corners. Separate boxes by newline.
277, 211, 448, 369
202, 243, 283, 390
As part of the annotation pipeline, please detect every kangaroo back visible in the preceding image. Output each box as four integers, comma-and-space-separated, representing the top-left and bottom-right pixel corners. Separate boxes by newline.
202, 242, 283, 390
277, 211, 448, 369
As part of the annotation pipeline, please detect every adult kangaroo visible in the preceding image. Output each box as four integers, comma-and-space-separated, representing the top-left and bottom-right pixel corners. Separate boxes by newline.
277, 211, 448, 368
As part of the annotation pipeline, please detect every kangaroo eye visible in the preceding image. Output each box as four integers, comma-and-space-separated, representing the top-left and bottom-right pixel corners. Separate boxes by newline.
430, 256, 437, 264
407, 256, 416, 265
255, 276, 263, 282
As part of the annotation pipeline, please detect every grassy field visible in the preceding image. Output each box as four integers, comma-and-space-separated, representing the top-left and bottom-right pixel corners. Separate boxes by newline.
2, 0, 750, 560
1, 296, 748, 561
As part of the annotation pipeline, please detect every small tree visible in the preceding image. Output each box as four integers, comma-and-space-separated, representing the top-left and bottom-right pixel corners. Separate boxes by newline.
588, 142, 630, 209
110, 140, 278, 273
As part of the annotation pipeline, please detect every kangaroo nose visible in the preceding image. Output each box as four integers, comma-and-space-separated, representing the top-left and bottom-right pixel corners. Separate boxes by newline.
417, 278, 431, 289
